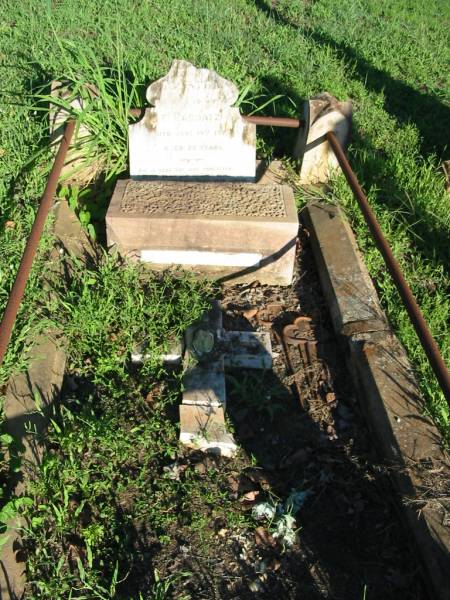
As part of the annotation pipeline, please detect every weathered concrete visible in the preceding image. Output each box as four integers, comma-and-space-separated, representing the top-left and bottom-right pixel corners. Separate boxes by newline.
179, 404, 236, 457
302, 202, 388, 336
129, 60, 256, 180
295, 93, 352, 185
183, 358, 226, 407
221, 331, 272, 370
106, 180, 298, 285
0, 336, 66, 599
50, 80, 102, 185
302, 201, 450, 600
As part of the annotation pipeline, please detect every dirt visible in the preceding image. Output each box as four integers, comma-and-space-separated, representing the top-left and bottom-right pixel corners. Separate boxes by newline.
139, 226, 428, 599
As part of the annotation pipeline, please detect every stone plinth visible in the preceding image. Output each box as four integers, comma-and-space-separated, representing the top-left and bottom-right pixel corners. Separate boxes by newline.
106, 180, 298, 285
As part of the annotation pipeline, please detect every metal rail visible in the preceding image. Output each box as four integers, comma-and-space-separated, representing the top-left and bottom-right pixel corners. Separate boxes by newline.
326, 130, 450, 404
129, 107, 301, 128
0, 119, 76, 365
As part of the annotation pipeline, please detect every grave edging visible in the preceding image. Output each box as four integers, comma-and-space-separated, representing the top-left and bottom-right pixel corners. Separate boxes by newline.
302, 200, 450, 600
0, 201, 92, 599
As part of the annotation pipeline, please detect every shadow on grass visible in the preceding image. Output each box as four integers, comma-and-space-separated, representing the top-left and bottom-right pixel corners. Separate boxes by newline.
248, 2, 450, 272
253, 0, 450, 160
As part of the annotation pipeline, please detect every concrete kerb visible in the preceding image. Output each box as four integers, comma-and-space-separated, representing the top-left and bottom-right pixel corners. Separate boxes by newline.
302, 201, 450, 600
0, 200, 93, 599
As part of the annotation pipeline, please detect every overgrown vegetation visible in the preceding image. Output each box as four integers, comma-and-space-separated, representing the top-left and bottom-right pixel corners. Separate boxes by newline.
23, 257, 214, 597
0, 0, 449, 596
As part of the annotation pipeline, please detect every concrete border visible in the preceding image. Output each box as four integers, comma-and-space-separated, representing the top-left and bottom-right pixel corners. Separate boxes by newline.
302, 201, 450, 600
0, 201, 93, 599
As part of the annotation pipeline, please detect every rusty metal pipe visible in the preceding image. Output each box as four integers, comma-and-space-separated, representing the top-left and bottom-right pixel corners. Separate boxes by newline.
0, 119, 76, 366
326, 130, 450, 404
129, 107, 300, 128
243, 115, 300, 128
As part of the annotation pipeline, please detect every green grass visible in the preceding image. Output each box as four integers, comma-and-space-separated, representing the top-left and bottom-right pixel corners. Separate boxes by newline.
0, 0, 449, 595
21, 257, 213, 597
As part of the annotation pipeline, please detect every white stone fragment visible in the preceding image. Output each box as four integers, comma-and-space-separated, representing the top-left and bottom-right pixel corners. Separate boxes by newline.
221, 330, 272, 369
182, 358, 226, 407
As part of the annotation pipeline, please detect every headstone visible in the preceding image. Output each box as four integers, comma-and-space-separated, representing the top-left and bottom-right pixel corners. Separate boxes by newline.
106, 60, 298, 286
129, 60, 256, 180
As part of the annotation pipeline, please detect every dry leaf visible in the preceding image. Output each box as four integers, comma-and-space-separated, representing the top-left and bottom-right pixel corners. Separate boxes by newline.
243, 307, 258, 319
255, 526, 277, 549
241, 490, 259, 502
325, 392, 336, 404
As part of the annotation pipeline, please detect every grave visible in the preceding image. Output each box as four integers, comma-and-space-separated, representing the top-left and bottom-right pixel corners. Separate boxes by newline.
131, 301, 272, 456
106, 60, 297, 453
106, 60, 298, 286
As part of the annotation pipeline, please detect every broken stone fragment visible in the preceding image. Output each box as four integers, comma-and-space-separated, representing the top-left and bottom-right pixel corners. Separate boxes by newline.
182, 357, 226, 408
130, 337, 184, 365
296, 92, 352, 185
220, 330, 272, 369
179, 404, 237, 457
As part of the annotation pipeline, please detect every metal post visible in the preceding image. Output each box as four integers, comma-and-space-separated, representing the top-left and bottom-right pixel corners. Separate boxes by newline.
0, 119, 76, 365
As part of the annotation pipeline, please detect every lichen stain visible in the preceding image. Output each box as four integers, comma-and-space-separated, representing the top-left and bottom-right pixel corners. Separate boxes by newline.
243, 123, 256, 147
144, 109, 158, 132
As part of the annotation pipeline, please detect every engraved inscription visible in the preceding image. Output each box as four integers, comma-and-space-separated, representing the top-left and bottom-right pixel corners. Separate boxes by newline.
120, 181, 287, 218
129, 60, 256, 179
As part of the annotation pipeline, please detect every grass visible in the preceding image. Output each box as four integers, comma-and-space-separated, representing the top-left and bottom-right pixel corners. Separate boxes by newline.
0, 0, 449, 595
21, 256, 214, 597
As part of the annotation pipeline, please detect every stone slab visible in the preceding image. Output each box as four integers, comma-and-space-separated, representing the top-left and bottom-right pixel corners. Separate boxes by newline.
221, 331, 272, 369
179, 404, 237, 457
302, 200, 450, 600
1, 336, 66, 599
350, 331, 450, 600
302, 202, 388, 336
182, 358, 226, 407
106, 180, 298, 286
129, 60, 255, 180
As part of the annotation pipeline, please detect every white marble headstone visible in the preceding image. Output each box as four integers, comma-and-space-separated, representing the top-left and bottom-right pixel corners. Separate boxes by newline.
129, 60, 256, 180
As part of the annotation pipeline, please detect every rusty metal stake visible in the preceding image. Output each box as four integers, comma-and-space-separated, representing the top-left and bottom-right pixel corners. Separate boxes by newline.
327, 130, 450, 405
129, 107, 301, 128
0, 119, 76, 366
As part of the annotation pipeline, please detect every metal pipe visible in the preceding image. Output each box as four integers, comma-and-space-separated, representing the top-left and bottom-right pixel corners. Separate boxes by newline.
129, 107, 301, 128
326, 130, 450, 404
243, 115, 300, 128
0, 119, 76, 366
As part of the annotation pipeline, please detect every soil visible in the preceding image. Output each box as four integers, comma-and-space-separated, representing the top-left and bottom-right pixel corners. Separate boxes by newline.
136, 226, 428, 599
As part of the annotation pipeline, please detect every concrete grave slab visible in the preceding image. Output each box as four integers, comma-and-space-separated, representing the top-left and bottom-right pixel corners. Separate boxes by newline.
302, 201, 450, 600
106, 180, 298, 285
129, 60, 256, 180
